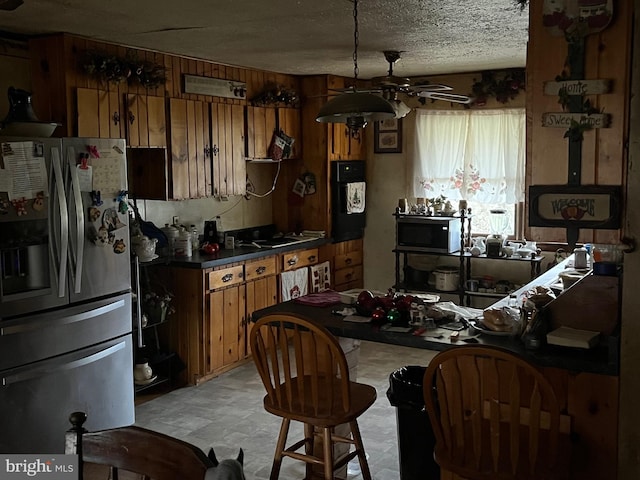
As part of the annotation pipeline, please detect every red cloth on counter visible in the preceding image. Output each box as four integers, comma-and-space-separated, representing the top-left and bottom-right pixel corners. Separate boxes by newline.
293, 290, 342, 307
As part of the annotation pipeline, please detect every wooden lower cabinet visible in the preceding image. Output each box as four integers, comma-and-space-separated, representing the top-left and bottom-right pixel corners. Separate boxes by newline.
440, 367, 619, 480
206, 285, 246, 376
159, 256, 280, 386
245, 275, 278, 355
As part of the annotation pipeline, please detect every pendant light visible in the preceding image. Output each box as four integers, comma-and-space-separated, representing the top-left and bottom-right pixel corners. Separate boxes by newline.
316, 0, 395, 132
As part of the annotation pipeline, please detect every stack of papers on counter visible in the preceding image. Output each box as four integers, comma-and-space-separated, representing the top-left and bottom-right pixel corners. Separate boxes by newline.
301, 230, 326, 237
546, 326, 600, 349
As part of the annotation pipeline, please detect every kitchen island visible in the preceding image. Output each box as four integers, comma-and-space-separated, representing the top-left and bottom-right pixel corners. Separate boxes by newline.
251, 260, 621, 480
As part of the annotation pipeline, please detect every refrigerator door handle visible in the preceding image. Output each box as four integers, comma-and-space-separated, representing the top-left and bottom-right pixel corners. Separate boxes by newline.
1, 340, 126, 386
0, 298, 125, 336
51, 148, 69, 298
68, 146, 85, 294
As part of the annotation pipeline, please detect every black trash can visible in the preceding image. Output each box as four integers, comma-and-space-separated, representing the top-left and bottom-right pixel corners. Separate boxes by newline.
386, 365, 439, 480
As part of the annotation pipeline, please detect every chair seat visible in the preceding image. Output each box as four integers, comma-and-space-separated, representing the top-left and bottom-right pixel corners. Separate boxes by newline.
263, 375, 377, 427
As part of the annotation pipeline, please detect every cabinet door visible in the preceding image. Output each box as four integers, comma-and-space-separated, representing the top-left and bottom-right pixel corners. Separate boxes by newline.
211, 103, 246, 197
246, 106, 276, 160
125, 94, 166, 147
245, 275, 278, 356
168, 98, 189, 200
207, 284, 246, 374
169, 98, 211, 199
76, 87, 122, 139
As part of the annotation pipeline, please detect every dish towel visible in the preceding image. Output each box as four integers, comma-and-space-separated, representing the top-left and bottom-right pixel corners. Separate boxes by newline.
310, 261, 331, 293
280, 267, 309, 301
346, 182, 366, 214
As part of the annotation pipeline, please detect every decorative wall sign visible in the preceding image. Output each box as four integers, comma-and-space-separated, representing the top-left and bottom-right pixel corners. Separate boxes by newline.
543, 0, 613, 38
542, 112, 610, 128
529, 185, 621, 229
374, 118, 402, 154
543, 79, 611, 95
183, 75, 246, 99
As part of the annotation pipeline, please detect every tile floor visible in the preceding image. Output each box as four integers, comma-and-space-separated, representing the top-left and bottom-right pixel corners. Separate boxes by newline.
134, 340, 438, 480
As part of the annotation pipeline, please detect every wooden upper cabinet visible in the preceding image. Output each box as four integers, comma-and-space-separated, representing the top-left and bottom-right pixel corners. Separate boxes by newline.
168, 98, 213, 200
125, 94, 166, 147
211, 103, 246, 198
76, 87, 123, 139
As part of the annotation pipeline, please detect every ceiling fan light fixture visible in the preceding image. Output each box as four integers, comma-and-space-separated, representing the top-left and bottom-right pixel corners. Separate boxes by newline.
316, 92, 395, 124
390, 99, 411, 119
315, 0, 395, 129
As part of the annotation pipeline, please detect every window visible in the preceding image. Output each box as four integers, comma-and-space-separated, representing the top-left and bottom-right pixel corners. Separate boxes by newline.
411, 108, 526, 237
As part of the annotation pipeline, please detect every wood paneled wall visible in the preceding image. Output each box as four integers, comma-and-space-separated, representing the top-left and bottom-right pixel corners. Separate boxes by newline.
526, 0, 632, 245
27, 33, 300, 137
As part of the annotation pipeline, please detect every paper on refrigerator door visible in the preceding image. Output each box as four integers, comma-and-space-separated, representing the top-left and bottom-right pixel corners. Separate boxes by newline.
1, 141, 49, 200
90, 146, 126, 194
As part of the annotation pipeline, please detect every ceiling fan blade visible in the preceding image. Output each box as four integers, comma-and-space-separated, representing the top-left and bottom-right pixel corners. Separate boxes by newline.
419, 91, 473, 104
410, 83, 453, 92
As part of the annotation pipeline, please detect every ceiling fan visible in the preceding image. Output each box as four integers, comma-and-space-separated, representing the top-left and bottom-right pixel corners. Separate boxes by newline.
331, 50, 473, 118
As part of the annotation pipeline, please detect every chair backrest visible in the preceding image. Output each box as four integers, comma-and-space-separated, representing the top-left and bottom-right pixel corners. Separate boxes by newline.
250, 314, 352, 421
65, 411, 214, 480
423, 346, 570, 480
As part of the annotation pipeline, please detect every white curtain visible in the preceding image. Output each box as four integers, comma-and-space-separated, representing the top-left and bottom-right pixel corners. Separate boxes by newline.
411, 108, 525, 204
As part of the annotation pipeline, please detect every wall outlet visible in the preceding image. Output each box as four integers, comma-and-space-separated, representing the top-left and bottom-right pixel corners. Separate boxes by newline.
172, 216, 180, 225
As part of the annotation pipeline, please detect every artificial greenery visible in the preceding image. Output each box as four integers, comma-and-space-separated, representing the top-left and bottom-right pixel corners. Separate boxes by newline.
469, 69, 526, 106
82, 50, 167, 88
250, 83, 300, 108
514, 0, 528, 11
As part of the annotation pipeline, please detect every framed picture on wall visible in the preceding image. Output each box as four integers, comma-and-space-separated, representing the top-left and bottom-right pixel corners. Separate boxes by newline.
374, 118, 402, 154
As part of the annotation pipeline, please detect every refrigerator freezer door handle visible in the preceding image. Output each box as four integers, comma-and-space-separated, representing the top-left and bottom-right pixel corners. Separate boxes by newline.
1, 340, 126, 386
51, 148, 68, 298
68, 147, 85, 294
1, 298, 125, 336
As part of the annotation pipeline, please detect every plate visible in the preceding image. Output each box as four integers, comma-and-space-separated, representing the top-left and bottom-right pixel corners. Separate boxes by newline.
138, 254, 159, 262
135, 375, 158, 386
468, 319, 515, 337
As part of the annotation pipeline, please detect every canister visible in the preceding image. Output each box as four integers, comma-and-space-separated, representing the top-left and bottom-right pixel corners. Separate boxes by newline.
173, 227, 192, 257
573, 247, 588, 269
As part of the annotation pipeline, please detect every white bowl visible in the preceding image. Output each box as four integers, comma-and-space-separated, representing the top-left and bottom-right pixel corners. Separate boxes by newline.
516, 248, 534, 258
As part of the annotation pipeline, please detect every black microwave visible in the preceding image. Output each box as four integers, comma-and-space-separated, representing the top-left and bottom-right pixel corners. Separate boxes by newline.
396, 215, 461, 253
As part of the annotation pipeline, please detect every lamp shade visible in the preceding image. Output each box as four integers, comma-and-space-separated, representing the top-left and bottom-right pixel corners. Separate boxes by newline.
316, 92, 395, 124
390, 99, 411, 119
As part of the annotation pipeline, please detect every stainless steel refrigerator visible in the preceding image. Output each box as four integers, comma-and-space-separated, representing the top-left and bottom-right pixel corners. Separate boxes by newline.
0, 137, 134, 453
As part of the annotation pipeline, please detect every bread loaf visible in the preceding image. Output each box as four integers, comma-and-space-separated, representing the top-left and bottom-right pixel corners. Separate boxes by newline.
482, 308, 515, 332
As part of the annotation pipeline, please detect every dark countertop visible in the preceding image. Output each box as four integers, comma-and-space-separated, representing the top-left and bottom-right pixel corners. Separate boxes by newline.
140, 237, 328, 269
251, 299, 618, 377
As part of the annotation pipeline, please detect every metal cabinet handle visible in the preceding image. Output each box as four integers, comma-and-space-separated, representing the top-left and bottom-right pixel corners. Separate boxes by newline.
128, 111, 135, 124
346, 273, 353, 280
288, 256, 298, 266
345, 257, 352, 265
222, 273, 233, 283
204, 145, 211, 157
256, 266, 266, 275
212, 145, 219, 157
308, 255, 317, 263
112, 112, 120, 125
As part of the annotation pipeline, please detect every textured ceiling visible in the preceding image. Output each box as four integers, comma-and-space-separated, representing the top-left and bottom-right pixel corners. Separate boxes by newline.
0, 0, 529, 78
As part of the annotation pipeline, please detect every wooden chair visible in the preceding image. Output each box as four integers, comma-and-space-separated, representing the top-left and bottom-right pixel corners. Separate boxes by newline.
423, 346, 572, 480
65, 411, 214, 480
250, 313, 376, 480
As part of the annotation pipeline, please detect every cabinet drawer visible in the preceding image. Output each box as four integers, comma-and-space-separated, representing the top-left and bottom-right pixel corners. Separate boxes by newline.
334, 250, 363, 270
207, 265, 244, 290
282, 248, 319, 271
334, 265, 363, 285
244, 256, 277, 281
